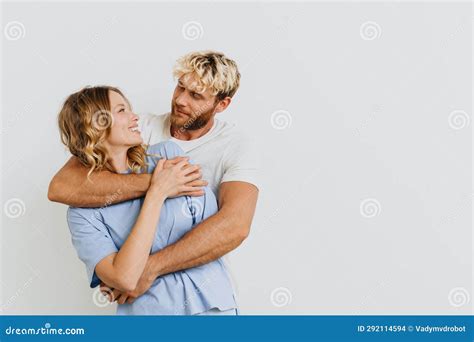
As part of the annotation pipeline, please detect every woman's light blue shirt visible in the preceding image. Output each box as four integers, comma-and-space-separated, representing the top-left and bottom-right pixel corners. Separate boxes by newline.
66, 141, 236, 315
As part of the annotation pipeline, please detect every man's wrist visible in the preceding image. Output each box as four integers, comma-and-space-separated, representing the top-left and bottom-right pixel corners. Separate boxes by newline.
147, 252, 164, 279
138, 173, 152, 192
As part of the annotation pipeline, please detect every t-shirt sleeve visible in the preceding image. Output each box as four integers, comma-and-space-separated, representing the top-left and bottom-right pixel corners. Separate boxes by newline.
67, 208, 118, 288
220, 132, 260, 190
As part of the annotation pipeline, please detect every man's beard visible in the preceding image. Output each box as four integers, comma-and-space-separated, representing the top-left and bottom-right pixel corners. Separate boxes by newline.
170, 104, 215, 131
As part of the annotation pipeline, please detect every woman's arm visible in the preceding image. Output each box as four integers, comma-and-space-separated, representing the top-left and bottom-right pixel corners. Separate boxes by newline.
93, 158, 199, 292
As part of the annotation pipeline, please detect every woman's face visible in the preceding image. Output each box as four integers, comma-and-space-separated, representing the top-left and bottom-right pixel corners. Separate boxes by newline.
105, 90, 143, 148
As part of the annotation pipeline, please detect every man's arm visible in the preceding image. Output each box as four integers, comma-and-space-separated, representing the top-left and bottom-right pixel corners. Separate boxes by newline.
48, 156, 205, 207
152, 181, 258, 273
114, 181, 258, 303
48, 156, 152, 208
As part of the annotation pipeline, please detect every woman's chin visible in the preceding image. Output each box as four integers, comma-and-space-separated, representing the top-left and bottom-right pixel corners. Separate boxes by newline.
126, 137, 144, 147
133, 136, 144, 145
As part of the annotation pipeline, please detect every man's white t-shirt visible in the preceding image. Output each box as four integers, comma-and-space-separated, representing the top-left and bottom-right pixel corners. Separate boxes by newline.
138, 112, 259, 297
138, 113, 259, 196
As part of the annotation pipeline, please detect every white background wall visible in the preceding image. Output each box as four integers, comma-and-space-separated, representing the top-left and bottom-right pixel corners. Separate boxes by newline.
1, 1, 472, 315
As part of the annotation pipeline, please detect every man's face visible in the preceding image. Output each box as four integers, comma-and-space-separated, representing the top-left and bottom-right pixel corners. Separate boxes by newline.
170, 73, 219, 130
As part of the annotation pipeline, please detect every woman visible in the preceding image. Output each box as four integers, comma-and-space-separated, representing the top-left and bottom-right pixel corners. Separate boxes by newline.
59, 86, 237, 315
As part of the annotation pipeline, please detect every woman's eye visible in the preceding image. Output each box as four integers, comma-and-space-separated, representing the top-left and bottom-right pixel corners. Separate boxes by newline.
119, 108, 125, 112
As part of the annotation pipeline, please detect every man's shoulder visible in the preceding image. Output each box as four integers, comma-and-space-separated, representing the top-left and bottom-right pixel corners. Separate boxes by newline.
214, 119, 247, 141
212, 120, 254, 157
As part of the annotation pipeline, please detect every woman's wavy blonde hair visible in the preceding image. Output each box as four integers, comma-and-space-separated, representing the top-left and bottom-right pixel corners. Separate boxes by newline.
58, 86, 147, 179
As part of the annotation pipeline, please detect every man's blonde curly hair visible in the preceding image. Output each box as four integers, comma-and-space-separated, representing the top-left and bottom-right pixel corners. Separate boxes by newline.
173, 50, 241, 100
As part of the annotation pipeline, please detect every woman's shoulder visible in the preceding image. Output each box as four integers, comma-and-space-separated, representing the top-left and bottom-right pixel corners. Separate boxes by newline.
146, 140, 185, 164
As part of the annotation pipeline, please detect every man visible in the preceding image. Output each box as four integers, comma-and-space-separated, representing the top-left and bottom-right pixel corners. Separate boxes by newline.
48, 50, 259, 308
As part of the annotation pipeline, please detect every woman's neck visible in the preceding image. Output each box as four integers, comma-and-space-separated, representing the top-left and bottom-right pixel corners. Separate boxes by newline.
107, 147, 129, 173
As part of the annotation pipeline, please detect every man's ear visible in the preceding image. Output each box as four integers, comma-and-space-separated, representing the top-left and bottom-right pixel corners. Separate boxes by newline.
215, 97, 232, 114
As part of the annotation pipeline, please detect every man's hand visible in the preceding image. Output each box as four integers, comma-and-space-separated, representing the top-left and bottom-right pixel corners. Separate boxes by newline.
100, 281, 134, 305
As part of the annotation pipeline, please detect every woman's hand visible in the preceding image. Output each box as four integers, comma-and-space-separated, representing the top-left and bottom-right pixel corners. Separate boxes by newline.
150, 158, 203, 198
162, 157, 208, 197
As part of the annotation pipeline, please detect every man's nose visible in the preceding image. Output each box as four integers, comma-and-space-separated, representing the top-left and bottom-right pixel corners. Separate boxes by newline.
175, 92, 187, 107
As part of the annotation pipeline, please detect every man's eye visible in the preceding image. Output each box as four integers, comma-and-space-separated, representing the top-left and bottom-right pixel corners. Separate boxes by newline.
192, 93, 200, 99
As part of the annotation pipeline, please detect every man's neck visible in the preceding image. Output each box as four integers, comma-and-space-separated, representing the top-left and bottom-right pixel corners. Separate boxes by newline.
171, 117, 215, 141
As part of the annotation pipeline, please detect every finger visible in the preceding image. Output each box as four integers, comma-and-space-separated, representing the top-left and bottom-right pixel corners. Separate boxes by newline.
184, 172, 203, 183
101, 286, 113, 299
169, 156, 189, 164
110, 289, 122, 302
180, 186, 205, 193
99, 284, 109, 294
155, 158, 166, 172
182, 165, 200, 176
117, 295, 128, 305
126, 297, 136, 304
165, 157, 188, 168
186, 179, 208, 187
180, 190, 205, 197
174, 159, 189, 170
181, 161, 197, 169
